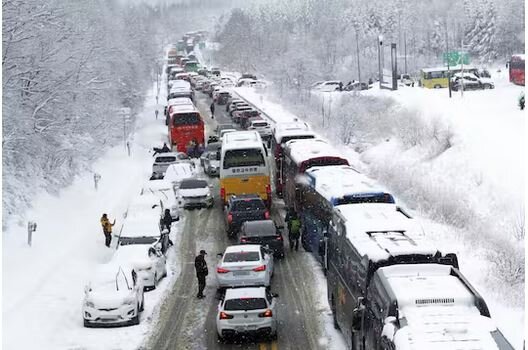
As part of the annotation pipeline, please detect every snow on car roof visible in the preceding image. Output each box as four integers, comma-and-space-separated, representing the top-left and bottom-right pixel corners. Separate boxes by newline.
384, 265, 500, 350
304, 165, 389, 202
168, 97, 193, 106
224, 287, 266, 300
143, 179, 173, 192
285, 138, 345, 165
335, 203, 435, 262
224, 244, 261, 253
119, 216, 161, 238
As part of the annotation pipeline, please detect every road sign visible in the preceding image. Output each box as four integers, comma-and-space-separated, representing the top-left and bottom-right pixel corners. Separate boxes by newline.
443, 51, 470, 66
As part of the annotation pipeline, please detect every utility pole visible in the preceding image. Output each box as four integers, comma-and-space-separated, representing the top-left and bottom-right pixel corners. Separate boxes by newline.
378, 35, 384, 88
355, 30, 361, 85
445, 20, 452, 98
404, 31, 408, 74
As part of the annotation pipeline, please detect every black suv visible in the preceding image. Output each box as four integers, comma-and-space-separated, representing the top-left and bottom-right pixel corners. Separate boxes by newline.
224, 194, 269, 237
238, 220, 285, 257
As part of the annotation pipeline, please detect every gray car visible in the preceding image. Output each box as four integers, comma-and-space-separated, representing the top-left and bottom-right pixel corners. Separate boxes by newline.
204, 151, 220, 176
200, 142, 221, 167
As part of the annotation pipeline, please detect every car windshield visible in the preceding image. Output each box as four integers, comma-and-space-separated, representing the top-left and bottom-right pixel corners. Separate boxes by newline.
119, 236, 159, 245
244, 222, 276, 237
180, 179, 207, 189
223, 149, 265, 168
155, 156, 177, 163
232, 199, 265, 211
224, 298, 267, 311
223, 251, 260, 262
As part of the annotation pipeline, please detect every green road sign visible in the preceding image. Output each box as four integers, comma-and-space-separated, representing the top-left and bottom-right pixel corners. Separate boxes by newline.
443, 51, 470, 66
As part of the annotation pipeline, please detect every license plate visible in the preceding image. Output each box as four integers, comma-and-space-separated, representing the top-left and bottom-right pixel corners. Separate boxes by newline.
233, 271, 249, 276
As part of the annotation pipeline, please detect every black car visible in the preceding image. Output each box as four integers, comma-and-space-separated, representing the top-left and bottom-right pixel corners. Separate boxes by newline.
225, 194, 269, 237
238, 220, 285, 258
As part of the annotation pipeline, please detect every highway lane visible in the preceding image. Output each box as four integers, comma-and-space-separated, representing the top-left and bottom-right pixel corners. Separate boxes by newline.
146, 91, 324, 350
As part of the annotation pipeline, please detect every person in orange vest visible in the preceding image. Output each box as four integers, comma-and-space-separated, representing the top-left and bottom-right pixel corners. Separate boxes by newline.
100, 213, 115, 248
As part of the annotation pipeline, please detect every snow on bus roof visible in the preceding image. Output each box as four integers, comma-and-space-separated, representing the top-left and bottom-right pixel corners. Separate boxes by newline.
335, 203, 434, 262
304, 165, 388, 202
285, 138, 345, 165
421, 64, 477, 73
274, 127, 316, 143
385, 265, 500, 350
222, 131, 262, 149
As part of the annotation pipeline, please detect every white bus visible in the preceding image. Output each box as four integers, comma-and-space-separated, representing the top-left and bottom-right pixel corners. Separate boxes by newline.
220, 131, 271, 207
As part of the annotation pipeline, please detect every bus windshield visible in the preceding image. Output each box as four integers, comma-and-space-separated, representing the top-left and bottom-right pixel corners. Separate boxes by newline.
173, 113, 200, 126
223, 149, 265, 169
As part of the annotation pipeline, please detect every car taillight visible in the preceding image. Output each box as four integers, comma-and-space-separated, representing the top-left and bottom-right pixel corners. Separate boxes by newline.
217, 267, 230, 274
219, 311, 234, 320
258, 309, 273, 318
220, 187, 225, 201
276, 235, 283, 241
240, 236, 248, 243
264, 211, 270, 219
253, 265, 266, 272
227, 213, 233, 223
266, 184, 271, 196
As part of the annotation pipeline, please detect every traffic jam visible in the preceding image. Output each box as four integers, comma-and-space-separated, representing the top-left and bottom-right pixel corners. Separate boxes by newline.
81, 30, 515, 350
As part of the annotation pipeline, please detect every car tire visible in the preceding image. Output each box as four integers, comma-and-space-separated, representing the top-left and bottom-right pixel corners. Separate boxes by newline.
217, 333, 226, 344
131, 310, 140, 326
434, 84, 442, 89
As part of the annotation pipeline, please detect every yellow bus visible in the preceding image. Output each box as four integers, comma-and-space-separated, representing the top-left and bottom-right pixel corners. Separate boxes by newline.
420, 65, 478, 88
220, 131, 271, 207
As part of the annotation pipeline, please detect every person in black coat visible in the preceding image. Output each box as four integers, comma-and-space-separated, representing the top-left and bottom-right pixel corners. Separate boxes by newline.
210, 102, 215, 118
194, 250, 208, 299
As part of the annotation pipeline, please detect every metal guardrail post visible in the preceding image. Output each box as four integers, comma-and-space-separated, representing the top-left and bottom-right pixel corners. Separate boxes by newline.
27, 221, 37, 246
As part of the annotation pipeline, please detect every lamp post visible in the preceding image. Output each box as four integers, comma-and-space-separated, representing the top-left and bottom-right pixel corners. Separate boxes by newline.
378, 34, 384, 88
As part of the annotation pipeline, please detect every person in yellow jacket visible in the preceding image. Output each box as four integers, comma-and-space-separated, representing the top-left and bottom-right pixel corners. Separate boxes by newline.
100, 213, 115, 248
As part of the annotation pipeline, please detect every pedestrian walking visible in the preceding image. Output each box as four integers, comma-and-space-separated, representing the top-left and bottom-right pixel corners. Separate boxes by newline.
194, 250, 208, 299
100, 213, 115, 248
285, 208, 301, 251
210, 102, 215, 118
519, 91, 525, 110
155, 109, 159, 120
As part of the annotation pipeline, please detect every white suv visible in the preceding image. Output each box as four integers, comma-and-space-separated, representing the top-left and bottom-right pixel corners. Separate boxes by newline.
216, 245, 274, 289
216, 287, 278, 341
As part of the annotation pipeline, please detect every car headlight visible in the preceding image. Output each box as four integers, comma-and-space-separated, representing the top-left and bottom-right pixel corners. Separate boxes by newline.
85, 300, 95, 308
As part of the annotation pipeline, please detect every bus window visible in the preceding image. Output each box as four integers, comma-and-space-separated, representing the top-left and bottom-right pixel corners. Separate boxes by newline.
223, 149, 265, 169
173, 113, 200, 126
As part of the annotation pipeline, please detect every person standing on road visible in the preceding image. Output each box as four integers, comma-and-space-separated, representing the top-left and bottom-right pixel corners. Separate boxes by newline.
100, 213, 115, 248
210, 102, 215, 118
288, 213, 301, 251
194, 250, 208, 299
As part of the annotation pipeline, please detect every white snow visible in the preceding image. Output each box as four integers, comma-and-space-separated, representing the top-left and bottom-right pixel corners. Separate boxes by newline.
2, 83, 185, 350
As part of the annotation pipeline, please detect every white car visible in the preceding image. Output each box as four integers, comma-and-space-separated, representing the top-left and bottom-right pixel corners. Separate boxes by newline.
216, 287, 278, 341
220, 129, 237, 140
164, 162, 196, 188
248, 119, 272, 140
142, 179, 179, 221
118, 215, 169, 254
125, 193, 164, 220
151, 152, 190, 179
82, 264, 144, 327
112, 242, 167, 291
203, 151, 220, 177
177, 178, 214, 209
216, 245, 274, 289
313, 80, 342, 92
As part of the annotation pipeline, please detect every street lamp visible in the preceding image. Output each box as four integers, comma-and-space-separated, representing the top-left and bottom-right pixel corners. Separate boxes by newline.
378, 35, 384, 87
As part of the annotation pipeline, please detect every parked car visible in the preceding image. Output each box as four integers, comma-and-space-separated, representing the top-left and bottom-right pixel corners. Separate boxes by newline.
239, 110, 261, 129
398, 74, 416, 87
226, 98, 244, 112
238, 220, 285, 258
232, 106, 253, 123
216, 287, 278, 341
313, 80, 342, 92
211, 67, 221, 76
450, 72, 494, 91
141, 179, 179, 221
215, 123, 236, 135
220, 128, 237, 140
82, 264, 144, 327
229, 103, 251, 118
124, 193, 164, 220
224, 194, 269, 236
118, 215, 168, 254
343, 81, 371, 91
152, 152, 189, 179
177, 178, 214, 209
164, 162, 196, 188
248, 119, 272, 145
112, 241, 167, 291
216, 91, 231, 105
216, 244, 274, 289
200, 142, 221, 167
203, 150, 220, 177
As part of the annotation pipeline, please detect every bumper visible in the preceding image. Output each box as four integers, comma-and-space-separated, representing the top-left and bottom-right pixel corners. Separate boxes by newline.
217, 274, 269, 288
138, 270, 155, 289
217, 319, 276, 339
83, 305, 137, 327
183, 198, 213, 209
